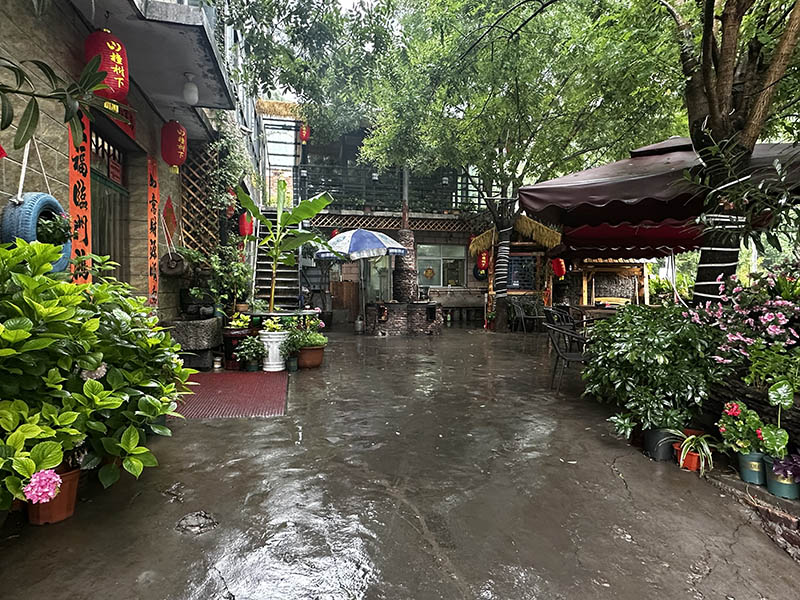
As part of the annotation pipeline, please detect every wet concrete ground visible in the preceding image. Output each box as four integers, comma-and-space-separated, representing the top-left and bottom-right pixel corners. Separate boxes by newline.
2, 328, 798, 599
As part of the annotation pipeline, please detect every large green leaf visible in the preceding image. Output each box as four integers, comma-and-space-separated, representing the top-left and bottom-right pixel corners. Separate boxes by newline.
4, 476, 24, 500
282, 192, 334, 226
30, 441, 62, 470
122, 456, 143, 479
98, 463, 120, 489
280, 231, 322, 253
0, 91, 12, 130
768, 380, 795, 411
13, 97, 39, 149
19, 338, 55, 352
120, 425, 139, 453
12, 457, 36, 479
238, 188, 273, 229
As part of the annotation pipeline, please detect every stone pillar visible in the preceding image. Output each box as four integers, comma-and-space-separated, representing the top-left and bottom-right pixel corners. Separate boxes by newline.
393, 228, 418, 302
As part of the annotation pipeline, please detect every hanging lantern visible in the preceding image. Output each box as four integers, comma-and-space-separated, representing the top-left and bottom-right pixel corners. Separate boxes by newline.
477, 250, 490, 271
84, 29, 129, 108
161, 120, 187, 174
330, 228, 339, 239
239, 212, 253, 237
299, 124, 311, 144
551, 258, 566, 278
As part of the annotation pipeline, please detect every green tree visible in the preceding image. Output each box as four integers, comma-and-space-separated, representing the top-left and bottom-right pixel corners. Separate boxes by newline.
360, 0, 686, 328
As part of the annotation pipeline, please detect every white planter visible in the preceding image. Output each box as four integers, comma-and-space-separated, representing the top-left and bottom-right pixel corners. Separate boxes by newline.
259, 330, 289, 372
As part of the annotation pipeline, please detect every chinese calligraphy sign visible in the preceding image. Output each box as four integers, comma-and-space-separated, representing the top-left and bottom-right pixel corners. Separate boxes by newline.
69, 113, 92, 283
147, 156, 160, 306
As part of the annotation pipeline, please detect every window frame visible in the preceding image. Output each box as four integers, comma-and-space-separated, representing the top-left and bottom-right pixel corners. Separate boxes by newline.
416, 243, 467, 288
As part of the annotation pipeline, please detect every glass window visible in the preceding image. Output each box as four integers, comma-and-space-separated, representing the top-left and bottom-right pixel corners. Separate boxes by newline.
417, 244, 465, 287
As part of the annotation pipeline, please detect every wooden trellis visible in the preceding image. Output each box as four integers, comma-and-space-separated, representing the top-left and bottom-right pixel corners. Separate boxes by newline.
309, 213, 472, 232
180, 144, 219, 254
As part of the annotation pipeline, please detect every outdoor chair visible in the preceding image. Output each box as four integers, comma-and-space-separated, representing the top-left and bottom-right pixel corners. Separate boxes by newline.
510, 299, 545, 333
545, 324, 588, 393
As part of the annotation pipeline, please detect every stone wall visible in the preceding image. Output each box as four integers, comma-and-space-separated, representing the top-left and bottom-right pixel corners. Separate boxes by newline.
365, 302, 443, 336
0, 0, 183, 321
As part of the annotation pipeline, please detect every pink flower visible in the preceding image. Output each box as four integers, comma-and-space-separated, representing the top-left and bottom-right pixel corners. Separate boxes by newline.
756, 428, 763, 441
719, 426, 727, 433
23, 469, 62, 504
318, 320, 325, 328
733, 286, 743, 293
724, 402, 741, 417
314, 307, 322, 313
716, 274, 724, 282
776, 313, 789, 325
767, 324, 784, 336
760, 312, 775, 324
714, 356, 733, 364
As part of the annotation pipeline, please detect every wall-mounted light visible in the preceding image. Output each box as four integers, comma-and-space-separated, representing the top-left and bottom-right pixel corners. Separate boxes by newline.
300, 168, 308, 178
441, 176, 449, 186
371, 172, 379, 182
183, 72, 199, 106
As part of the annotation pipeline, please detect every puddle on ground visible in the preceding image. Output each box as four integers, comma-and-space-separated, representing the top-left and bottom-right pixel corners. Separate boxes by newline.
176, 511, 218, 535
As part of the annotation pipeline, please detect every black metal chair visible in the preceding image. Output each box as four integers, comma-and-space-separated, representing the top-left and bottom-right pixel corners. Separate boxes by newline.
545, 324, 587, 393
510, 298, 544, 333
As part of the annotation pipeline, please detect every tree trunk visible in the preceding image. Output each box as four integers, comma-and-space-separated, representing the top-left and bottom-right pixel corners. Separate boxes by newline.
493, 222, 513, 332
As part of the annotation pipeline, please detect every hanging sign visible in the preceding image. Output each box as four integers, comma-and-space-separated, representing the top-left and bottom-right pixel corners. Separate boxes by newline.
147, 156, 160, 306
108, 156, 123, 184
69, 113, 92, 283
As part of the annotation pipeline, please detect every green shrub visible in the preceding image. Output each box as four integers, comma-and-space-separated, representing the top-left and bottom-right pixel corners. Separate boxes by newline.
583, 305, 727, 437
0, 241, 194, 508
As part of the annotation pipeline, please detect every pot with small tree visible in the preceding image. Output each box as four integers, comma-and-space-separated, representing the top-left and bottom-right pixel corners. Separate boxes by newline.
234, 335, 265, 372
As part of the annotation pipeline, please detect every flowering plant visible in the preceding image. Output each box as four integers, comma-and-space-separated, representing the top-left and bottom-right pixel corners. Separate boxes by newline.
24, 469, 62, 504
717, 401, 765, 454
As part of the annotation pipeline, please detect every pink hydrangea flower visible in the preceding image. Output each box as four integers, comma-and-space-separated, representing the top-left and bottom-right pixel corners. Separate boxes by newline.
23, 469, 62, 504
318, 320, 325, 328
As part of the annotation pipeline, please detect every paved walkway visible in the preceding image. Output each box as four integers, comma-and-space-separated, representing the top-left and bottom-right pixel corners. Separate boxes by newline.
2, 329, 798, 599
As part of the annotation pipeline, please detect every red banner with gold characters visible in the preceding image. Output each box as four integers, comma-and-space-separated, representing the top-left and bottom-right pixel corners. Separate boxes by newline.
69, 113, 92, 283
147, 157, 160, 306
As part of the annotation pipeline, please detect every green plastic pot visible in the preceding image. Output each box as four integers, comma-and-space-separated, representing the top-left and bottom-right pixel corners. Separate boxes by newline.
286, 356, 299, 372
244, 360, 261, 372
737, 451, 766, 485
763, 455, 800, 500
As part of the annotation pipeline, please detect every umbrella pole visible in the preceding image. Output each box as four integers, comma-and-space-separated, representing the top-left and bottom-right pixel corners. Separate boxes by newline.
360, 258, 366, 321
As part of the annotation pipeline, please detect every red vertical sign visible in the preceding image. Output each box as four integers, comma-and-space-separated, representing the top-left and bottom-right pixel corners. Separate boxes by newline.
147, 156, 160, 306
68, 113, 92, 282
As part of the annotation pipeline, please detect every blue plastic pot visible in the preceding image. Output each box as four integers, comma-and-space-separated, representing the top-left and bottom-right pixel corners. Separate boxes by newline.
737, 451, 766, 485
763, 455, 800, 500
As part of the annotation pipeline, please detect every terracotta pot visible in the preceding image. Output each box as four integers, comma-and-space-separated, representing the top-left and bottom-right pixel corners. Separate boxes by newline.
27, 468, 80, 525
235, 302, 250, 313
298, 345, 325, 369
673, 443, 701, 472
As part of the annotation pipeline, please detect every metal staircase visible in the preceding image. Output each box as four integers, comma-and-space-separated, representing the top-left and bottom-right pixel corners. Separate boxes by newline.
251, 209, 301, 310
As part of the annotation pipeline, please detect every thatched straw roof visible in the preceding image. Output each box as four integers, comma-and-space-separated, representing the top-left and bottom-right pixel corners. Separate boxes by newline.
468, 215, 561, 255
256, 100, 300, 118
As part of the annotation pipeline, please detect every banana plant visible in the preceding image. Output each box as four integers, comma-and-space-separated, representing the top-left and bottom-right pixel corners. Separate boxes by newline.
238, 179, 332, 312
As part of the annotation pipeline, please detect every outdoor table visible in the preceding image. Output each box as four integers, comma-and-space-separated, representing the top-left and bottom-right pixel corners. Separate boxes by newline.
577, 306, 618, 320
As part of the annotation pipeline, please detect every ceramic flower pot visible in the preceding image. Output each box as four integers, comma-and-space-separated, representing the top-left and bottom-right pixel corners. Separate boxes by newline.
259, 330, 289, 372
672, 443, 701, 472
27, 468, 80, 525
643, 429, 675, 461
737, 451, 766, 485
298, 345, 325, 369
763, 455, 800, 500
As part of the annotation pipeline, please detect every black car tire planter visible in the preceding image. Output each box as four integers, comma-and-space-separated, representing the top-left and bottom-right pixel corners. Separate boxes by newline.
1, 192, 72, 272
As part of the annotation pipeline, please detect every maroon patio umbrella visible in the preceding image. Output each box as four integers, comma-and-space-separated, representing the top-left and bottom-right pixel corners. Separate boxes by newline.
519, 137, 799, 258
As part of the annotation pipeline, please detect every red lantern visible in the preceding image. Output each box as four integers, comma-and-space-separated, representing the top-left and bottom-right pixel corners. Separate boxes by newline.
299, 124, 311, 144
551, 258, 566, 278
330, 228, 339, 239
161, 120, 187, 174
477, 250, 489, 271
84, 29, 129, 105
239, 213, 253, 236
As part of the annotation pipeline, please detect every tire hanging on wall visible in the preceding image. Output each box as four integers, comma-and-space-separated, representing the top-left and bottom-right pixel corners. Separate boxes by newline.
0, 192, 72, 272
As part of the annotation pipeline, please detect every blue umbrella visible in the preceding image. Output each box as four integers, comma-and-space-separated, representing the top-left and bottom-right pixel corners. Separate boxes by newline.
314, 229, 407, 261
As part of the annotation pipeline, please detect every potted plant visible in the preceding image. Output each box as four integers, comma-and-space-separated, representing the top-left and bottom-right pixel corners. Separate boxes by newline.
297, 331, 329, 369
661, 430, 719, 475
759, 379, 795, 498
259, 317, 291, 372
717, 400, 767, 484
769, 454, 800, 500
280, 327, 302, 372
234, 335, 265, 371
222, 312, 251, 370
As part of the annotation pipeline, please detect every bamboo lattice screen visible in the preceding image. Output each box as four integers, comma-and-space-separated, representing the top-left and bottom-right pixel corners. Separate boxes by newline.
180, 144, 219, 255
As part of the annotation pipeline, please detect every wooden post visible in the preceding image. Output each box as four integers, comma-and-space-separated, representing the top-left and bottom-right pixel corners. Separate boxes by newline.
581, 270, 588, 306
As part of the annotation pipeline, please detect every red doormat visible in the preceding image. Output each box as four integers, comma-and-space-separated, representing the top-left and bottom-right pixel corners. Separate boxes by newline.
179, 371, 288, 419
